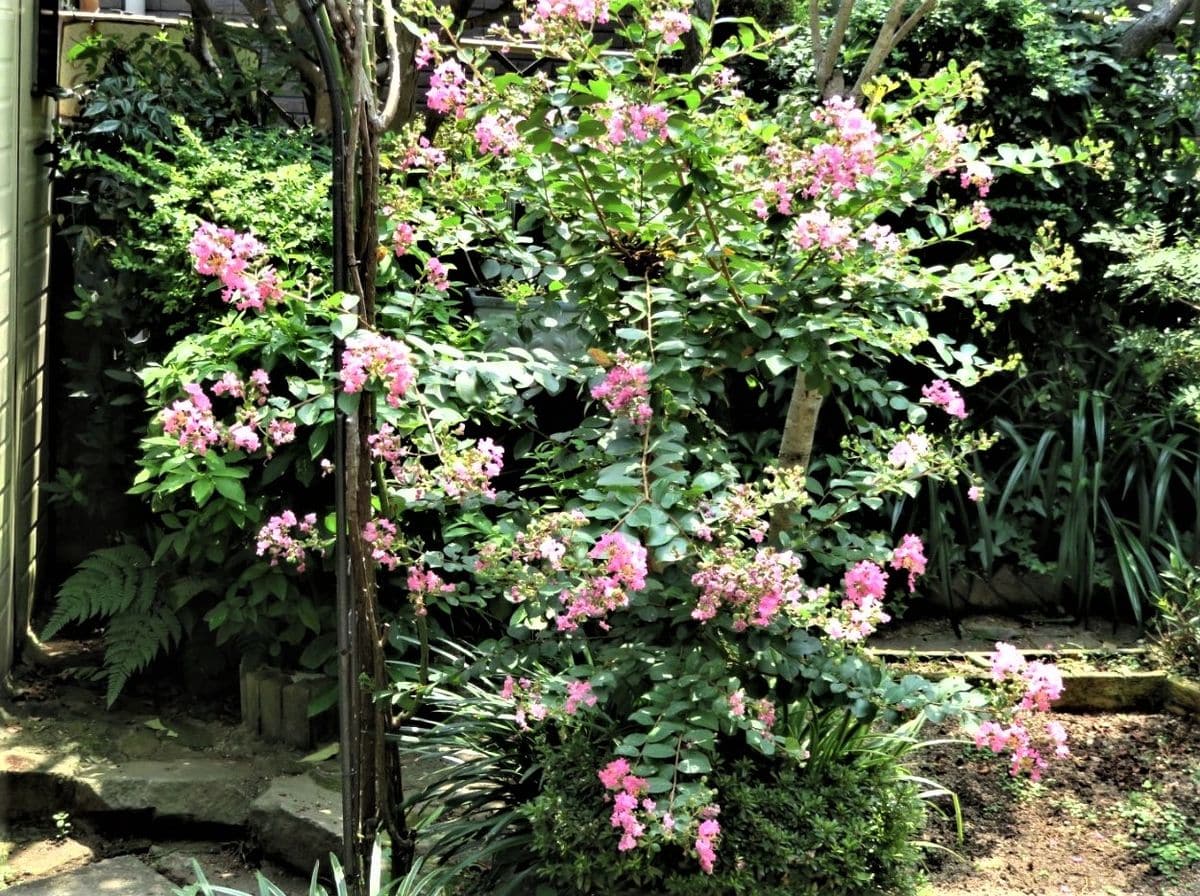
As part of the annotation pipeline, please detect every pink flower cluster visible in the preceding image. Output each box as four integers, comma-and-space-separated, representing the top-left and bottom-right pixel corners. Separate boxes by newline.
161, 384, 221, 455
400, 137, 446, 171
435, 438, 504, 501
406, 564, 455, 617
889, 533, 927, 591
975, 642, 1068, 779
475, 510, 586, 603
606, 102, 670, 146
188, 221, 284, 312
804, 97, 882, 198
691, 547, 810, 629
499, 675, 596, 727
564, 679, 598, 715
393, 222, 415, 257
598, 759, 652, 851
788, 209, 856, 259
557, 531, 648, 631
959, 160, 994, 196
887, 431, 930, 468
520, 0, 610, 37
648, 8, 691, 44
728, 688, 777, 731
256, 510, 321, 572
591, 354, 652, 427
161, 372, 291, 457
824, 560, 891, 641
500, 675, 549, 729
921, 379, 968, 419
751, 97, 881, 221
340, 332, 417, 408
415, 32, 437, 69
695, 813, 721, 875
426, 257, 451, 292
427, 60, 469, 119
475, 112, 524, 157
362, 517, 402, 570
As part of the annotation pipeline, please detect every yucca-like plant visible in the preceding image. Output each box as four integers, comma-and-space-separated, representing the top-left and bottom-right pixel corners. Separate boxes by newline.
391, 638, 540, 896
177, 847, 447, 896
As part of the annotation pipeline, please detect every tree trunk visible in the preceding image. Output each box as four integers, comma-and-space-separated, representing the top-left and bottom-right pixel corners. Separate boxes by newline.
768, 370, 824, 542
1117, 0, 1197, 57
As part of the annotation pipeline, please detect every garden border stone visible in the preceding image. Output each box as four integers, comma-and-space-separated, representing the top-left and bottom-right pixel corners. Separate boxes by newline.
867, 648, 1193, 714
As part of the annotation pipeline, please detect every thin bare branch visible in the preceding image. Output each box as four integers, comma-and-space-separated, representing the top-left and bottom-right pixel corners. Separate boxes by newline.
847, 0, 905, 98
808, 0, 823, 73
815, 0, 857, 99
369, 0, 404, 131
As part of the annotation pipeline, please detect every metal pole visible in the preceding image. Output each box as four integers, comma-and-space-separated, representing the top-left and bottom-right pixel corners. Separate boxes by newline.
295, 0, 359, 886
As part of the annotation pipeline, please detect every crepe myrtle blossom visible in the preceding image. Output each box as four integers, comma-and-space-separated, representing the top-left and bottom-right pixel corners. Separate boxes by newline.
405, 564, 455, 617
960, 159, 994, 196
691, 547, 808, 629
500, 675, 550, 730
889, 534, 927, 591
788, 209, 857, 259
392, 222, 416, 256
648, 8, 691, 45
256, 511, 320, 572
362, 517, 402, 570
695, 816, 721, 874
161, 383, 221, 455
888, 431, 931, 468
427, 59, 469, 119
591, 353, 653, 427
520, 0, 610, 38
475, 111, 524, 157
415, 32, 437, 68
188, 221, 284, 312
400, 137, 447, 171
976, 642, 1069, 779
606, 100, 670, 146
972, 200, 993, 229
921, 379, 968, 419
426, 257, 451, 292
435, 438, 505, 501
804, 97, 883, 199
557, 531, 648, 631
340, 332, 417, 408
564, 679, 598, 715
597, 759, 652, 852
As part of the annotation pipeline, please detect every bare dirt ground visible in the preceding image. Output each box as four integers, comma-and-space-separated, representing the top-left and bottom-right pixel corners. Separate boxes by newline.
918, 712, 1200, 896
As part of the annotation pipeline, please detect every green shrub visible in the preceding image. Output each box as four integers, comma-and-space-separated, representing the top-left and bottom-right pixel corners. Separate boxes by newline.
526, 724, 925, 896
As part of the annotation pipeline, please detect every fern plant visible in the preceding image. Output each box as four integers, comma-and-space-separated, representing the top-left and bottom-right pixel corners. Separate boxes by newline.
42, 544, 210, 706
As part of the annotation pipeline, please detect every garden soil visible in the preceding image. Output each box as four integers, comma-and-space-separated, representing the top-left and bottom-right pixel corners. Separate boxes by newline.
919, 712, 1200, 896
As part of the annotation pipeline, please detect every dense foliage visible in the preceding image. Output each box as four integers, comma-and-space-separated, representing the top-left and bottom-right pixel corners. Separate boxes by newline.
102, 0, 1085, 888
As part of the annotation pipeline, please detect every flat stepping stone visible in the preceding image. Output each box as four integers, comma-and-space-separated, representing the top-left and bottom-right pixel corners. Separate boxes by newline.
248, 773, 341, 873
74, 759, 269, 825
3, 855, 176, 895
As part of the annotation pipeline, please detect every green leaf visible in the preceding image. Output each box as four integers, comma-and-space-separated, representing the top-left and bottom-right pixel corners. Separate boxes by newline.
677, 754, 712, 774
213, 477, 246, 505
331, 313, 359, 339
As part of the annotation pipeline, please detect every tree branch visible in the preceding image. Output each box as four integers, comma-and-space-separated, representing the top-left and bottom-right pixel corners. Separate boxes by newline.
1117, 0, 1194, 57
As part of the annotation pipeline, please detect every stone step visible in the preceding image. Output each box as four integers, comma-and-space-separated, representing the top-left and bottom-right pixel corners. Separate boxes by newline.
2, 855, 177, 896
247, 773, 342, 874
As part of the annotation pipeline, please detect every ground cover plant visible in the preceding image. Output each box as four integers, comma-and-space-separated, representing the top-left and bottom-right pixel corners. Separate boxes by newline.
110, 0, 1098, 890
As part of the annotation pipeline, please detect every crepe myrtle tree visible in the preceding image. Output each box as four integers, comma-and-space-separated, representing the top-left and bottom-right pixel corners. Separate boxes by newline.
133, 0, 1099, 890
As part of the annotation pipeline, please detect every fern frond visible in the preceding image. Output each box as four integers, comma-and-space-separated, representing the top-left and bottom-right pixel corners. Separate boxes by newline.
42, 545, 156, 639
102, 604, 183, 707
